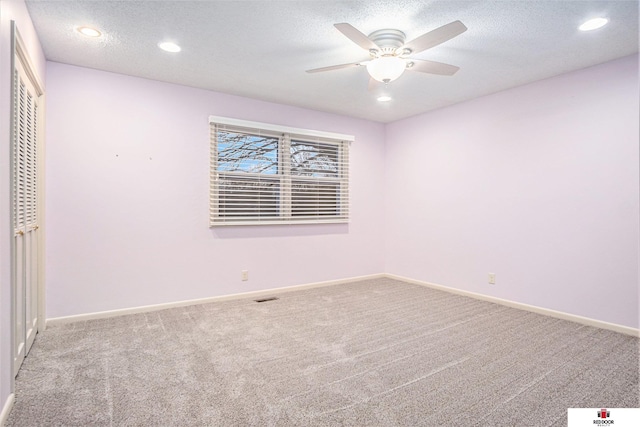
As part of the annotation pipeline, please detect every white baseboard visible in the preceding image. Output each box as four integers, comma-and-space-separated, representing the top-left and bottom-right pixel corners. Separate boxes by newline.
386, 274, 639, 337
46, 273, 385, 326
1, 393, 14, 426
46, 272, 638, 337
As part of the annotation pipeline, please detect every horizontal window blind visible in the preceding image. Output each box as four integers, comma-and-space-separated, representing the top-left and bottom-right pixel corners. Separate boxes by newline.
210, 117, 351, 226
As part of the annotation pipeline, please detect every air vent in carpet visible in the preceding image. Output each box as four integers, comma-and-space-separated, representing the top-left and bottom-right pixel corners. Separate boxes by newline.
254, 297, 279, 303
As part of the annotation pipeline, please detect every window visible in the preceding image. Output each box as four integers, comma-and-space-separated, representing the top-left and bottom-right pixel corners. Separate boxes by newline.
209, 116, 351, 226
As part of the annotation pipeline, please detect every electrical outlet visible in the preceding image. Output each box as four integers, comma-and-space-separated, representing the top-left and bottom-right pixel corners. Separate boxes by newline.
241, 270, 249, 281
488, 273, 496, 285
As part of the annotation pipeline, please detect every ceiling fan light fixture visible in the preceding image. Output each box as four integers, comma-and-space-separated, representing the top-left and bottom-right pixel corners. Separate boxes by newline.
366, 56, 406, 83
377, 95, 392, 102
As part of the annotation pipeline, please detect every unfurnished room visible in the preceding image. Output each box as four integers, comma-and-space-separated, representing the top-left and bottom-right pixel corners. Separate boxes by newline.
0, 0, 638, 426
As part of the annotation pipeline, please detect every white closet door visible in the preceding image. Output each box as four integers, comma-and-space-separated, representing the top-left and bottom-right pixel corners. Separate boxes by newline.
24, 69, 39, 354
12, 36, 42, 376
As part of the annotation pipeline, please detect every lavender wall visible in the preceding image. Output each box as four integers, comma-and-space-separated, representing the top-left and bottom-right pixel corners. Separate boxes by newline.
45, 62, 386, 318
0, 0, 46, 409
46, 55, 639, 328
385, 54, 639, 328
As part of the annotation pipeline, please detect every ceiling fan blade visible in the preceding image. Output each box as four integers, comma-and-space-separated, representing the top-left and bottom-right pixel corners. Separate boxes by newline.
407, 59, 460, 76
334, 23, 380, 51
306, 62, 362, 73
400, 20, 467, 55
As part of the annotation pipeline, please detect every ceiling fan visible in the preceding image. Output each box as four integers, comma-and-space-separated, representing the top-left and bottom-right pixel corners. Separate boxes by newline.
307, 21, 467, 85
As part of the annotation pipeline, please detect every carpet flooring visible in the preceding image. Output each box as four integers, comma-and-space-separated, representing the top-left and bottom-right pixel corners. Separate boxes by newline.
6, 278, 639, 426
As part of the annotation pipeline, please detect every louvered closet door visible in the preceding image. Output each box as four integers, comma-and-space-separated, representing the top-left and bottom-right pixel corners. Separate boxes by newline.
13, 49, 41, 376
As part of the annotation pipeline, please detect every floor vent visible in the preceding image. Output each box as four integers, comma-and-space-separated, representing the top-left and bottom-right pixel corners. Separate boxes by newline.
254, 297, 279, 303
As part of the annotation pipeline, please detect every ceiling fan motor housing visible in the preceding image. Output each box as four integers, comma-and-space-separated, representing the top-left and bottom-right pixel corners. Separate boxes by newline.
367, 29, 406, 57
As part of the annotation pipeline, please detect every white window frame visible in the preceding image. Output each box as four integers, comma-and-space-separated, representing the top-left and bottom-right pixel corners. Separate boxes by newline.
209, 116, 352, 226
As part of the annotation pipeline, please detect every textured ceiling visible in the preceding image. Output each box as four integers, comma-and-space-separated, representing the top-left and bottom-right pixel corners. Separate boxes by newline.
25, 0, 639, 123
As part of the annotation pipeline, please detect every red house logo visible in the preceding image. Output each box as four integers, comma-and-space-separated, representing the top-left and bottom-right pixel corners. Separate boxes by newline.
597, 409, 610, 418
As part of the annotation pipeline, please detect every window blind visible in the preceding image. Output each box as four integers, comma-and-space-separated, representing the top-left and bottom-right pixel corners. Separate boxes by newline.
209, 116, 351, 226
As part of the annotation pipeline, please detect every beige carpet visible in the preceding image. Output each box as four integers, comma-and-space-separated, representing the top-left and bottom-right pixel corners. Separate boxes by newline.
6, 278, 639, 426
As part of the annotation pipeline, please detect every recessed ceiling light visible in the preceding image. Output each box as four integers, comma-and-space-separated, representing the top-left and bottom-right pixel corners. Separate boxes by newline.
158, 41, 181, 53
76, 26, 101, 37
579, 17, 609, 31
377, 95, 392, 102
